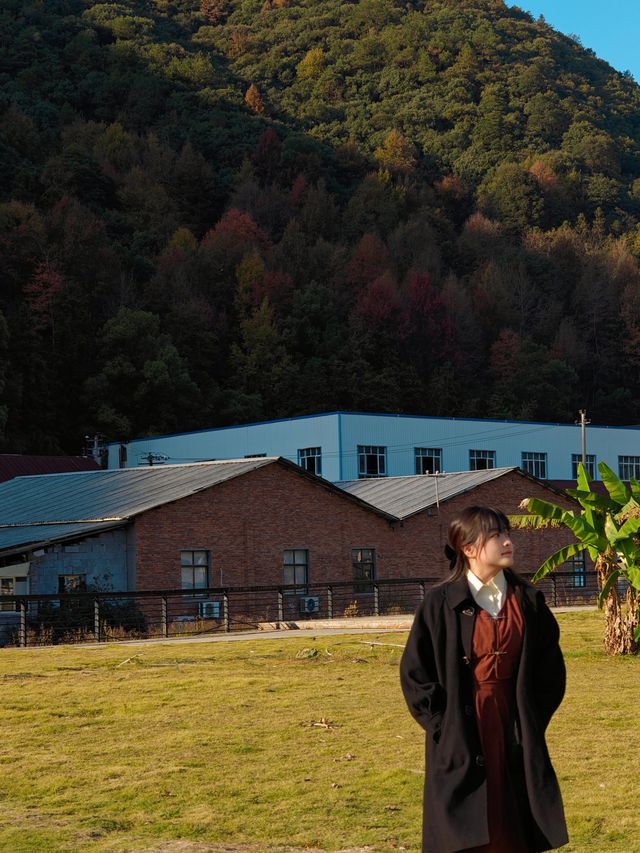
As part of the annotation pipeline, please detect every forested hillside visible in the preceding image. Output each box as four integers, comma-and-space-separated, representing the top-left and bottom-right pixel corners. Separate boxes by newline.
2, 0, 640, 453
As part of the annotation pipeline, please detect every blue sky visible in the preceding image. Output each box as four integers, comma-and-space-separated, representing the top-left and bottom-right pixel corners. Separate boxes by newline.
517, 1, 640, 81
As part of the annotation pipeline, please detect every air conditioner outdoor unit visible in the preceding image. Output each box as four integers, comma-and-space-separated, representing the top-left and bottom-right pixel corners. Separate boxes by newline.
198, 600, 221, 619
299, 596, 320, 615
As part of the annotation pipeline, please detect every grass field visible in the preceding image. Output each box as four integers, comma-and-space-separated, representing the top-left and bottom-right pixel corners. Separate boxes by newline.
0, 610, 638, 853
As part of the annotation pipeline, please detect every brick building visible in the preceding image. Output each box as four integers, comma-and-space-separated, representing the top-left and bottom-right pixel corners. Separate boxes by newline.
0, 459, 577, 604
339, 468, 578, 581
0, 454, 100, 483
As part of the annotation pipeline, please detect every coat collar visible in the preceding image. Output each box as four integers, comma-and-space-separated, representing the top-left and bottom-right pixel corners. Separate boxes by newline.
444, 575, 474, 610
444, 567, 524, 610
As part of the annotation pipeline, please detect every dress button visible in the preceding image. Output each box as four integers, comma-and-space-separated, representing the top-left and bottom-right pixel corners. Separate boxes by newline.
475, 755, 485, 767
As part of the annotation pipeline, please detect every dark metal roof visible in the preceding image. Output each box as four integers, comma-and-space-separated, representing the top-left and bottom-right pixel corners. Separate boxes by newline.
0, 521, 124, 554
0, 454, 100, 483
338, 468, 520, 519
0, 457, 397, 555
0, 458, 275, 526
0, 459, 278, 552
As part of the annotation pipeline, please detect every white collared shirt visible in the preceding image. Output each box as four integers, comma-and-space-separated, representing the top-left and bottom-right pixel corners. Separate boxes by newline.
466, 569, 507, 617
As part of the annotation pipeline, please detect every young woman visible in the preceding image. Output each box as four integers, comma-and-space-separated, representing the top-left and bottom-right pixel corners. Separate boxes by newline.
400, 505, 568, 853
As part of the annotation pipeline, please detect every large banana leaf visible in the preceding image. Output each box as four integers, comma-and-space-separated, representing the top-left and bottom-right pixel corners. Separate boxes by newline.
615, 536, 638, 568
576, 461, 592, 492
626, 566, 640, 593
598, 461, 631, 506
564, 488, 618, 512
597, 569, 621, 608
532, 542, 587, 582
508, 513, 562, 529
612, 516, 640, 542
522, 497, 569, 522
560, 512, 608, 550
604, 513, 620, 544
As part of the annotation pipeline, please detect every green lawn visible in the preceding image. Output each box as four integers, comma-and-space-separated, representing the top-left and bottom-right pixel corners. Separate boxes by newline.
0, 610, 638, 852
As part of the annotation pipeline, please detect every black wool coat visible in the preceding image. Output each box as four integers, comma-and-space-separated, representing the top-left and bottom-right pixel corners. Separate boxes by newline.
400, 569, 568, 853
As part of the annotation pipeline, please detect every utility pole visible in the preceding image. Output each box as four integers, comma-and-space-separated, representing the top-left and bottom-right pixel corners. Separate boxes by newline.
576, 410, 590, 466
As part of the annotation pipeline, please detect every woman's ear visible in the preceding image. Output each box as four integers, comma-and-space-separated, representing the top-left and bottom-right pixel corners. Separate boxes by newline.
462, 542, 477, 560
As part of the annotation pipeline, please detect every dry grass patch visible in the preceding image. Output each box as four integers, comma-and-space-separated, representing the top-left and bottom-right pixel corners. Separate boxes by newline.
0, 611, 638, 852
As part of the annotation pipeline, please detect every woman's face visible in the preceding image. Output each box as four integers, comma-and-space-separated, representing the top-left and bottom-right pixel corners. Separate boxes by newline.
465, 527, 514, 574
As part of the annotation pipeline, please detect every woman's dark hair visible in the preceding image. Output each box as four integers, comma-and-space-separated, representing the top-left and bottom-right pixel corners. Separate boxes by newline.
446, 505, 511, 581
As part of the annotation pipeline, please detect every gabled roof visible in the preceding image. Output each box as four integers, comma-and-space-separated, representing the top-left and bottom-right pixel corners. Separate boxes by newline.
0, 457, 396, 555
338, 467, 563, 520
0, 454, 100, 483
0, 458, 278, 553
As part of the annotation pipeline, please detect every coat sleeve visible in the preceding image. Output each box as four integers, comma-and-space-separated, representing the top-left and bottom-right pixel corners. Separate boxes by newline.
532, 591, 566, 731
400, 601, 446, 742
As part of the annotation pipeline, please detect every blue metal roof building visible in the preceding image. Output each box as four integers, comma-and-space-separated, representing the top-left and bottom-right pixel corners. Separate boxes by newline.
106, 411, 640, 483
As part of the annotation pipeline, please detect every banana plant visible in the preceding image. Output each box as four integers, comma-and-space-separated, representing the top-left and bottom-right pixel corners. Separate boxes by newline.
511, 462, 640, 655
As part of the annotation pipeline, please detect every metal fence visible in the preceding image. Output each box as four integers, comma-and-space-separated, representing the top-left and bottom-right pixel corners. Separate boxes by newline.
0, 571, 602, 648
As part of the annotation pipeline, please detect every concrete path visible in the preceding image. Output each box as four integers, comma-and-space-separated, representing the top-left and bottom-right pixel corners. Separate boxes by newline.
74, 607, 594, 649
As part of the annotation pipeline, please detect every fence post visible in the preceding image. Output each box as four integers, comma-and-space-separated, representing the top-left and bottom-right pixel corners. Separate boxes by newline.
420, 581, 425, 601
551, 575, 557, 607
161, 595, 168, 638
223, 591, 230, 633
19, 600, 27, 648
327, 586, 333, 619
373, 583, 379, 616
94, 598, 100, 642
277, 590, 284, 623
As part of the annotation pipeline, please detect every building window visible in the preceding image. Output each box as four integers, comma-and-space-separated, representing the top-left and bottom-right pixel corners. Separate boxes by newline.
415, 448, 442, 474
180, 550, 209, 591
283, 549, 308, 594
298, 447, 322, 476
619, 455, 640, 481
352, 548, 375, 593
358, 445, 387, 478
0, 576, 29, 611
469, 449, 496, 471
571, 454, 596, 480
521, 452, 547, 479
567, 553, 587, 588
58, 574, 87, 594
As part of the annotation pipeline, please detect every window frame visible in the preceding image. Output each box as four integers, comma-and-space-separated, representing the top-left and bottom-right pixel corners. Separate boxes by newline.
619, 455, 640, 481
469, 449, 496, 471
566, 553, 587, 588
357, 445, 387, 479
414, 447, 442, 475
521, 451, 548, 479
352, 548, 376, 594
282, 549, 309, 595
298, 447, 322, 477
571, 453, 596, 480
58, 574, 87, 594
0, 575, 29, 612
180, 549, 210, 596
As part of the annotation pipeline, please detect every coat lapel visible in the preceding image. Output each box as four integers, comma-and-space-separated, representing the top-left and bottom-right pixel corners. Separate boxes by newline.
445, 576, 476, 662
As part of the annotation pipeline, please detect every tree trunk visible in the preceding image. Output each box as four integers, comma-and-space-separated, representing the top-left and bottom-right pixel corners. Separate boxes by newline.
597, 555, 639, 655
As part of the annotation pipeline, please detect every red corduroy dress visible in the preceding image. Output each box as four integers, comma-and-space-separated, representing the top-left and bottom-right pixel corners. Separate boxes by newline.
464, 587, 529, 853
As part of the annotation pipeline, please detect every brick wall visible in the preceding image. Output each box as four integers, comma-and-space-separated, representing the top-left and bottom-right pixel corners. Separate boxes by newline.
134, 462, 397, 590
391, 470, 578, 582
134, 464, 578, 591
